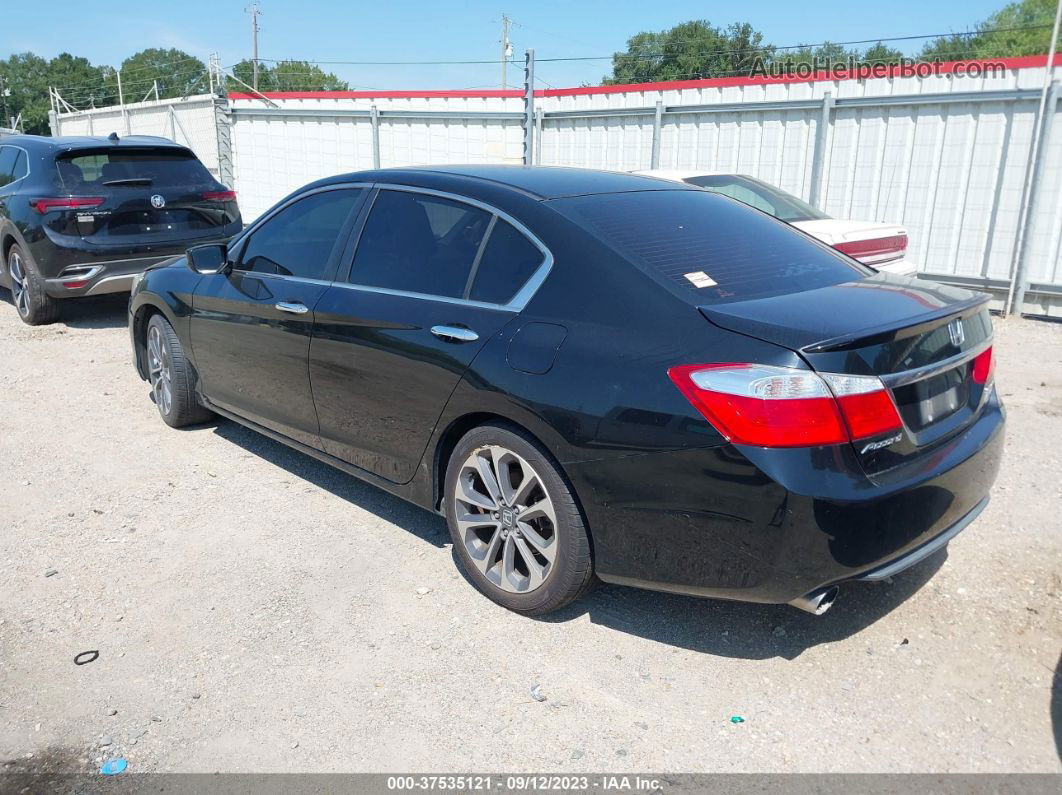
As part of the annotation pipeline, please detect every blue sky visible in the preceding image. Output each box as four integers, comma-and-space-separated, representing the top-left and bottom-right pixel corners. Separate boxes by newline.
6, 0, 1006, 91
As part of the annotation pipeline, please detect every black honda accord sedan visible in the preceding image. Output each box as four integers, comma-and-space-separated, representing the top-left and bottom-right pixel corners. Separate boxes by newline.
128, 166, 1004, 616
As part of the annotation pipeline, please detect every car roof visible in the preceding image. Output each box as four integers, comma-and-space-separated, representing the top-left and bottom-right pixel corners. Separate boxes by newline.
2, 133, 189, 152
315, 165, 696, 201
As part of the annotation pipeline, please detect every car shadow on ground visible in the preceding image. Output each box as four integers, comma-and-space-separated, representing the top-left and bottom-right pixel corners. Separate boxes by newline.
203, 412, 946, 660
0, 289, 128, 329
537, 551, 946, 660
208, 417, 450, 549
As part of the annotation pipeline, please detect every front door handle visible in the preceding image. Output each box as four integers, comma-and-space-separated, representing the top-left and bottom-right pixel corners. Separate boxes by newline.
275, 301, 309, 315
431, 325, 479, 343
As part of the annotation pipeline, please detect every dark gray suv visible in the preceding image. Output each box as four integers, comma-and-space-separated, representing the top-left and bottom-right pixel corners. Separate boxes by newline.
0, 134, 241, 324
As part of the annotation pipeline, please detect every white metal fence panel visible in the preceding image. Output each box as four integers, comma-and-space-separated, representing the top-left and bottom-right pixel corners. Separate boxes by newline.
54, 95, 222, 176
50, 60, 1062, 311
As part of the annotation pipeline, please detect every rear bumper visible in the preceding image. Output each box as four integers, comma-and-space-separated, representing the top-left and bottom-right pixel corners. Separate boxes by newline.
43, 254, 182, 297
567, 389, 1005, 605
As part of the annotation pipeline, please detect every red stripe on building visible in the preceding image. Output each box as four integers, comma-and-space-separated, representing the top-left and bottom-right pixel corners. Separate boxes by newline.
228, 54, 1062, 101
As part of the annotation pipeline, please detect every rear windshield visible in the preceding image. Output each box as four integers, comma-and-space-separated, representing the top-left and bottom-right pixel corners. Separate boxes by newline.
56, 149, 214, 190
684, 174, 830, 222
553, 190, 869, 304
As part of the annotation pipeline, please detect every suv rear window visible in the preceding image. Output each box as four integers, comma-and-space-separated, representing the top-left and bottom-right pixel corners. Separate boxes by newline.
553, 190, 869, 304
56, 149, 214, 190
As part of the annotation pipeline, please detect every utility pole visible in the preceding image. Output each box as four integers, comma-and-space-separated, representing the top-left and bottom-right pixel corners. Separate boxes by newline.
248, 2, 262, 91
523, 49, 535, 164
500, 14, 512, 89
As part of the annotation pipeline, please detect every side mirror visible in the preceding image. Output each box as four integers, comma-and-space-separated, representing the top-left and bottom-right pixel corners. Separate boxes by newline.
187, 243, 231, 275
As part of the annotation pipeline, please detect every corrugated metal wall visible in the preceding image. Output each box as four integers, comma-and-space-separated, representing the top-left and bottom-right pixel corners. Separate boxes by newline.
53, 95, 223, 177
53, 62, 1062, 312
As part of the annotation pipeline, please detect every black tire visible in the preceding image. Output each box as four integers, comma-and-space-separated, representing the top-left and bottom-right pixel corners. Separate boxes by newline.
7, 244, 60, 326
145, 313, 214, 428
444, 422, 594, 616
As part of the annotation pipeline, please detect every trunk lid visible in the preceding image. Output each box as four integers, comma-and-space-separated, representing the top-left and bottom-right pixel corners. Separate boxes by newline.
700, 273, 994, 475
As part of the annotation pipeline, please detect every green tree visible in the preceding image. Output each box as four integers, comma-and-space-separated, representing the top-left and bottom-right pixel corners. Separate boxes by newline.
920, 0, 1062, 60
0, 53, 52, 133
229, 59, 349, 92
771, 41, 904, 73
604, 20, 772, 84
119, 48, 208, 100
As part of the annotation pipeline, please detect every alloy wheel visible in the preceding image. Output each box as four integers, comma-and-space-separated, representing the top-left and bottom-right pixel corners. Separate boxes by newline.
8, 251, 29, 319
147, 324, 173, 416
454, 445, 558, 593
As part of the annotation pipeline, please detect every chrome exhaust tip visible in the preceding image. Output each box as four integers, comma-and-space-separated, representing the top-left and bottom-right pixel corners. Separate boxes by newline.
788, 586, 839, 615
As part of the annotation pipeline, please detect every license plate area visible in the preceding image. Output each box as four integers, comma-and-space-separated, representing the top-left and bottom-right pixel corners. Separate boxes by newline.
892, 365, 970, 431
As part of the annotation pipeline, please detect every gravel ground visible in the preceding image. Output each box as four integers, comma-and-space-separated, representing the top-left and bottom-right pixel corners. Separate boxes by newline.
0, 293, 1059, 774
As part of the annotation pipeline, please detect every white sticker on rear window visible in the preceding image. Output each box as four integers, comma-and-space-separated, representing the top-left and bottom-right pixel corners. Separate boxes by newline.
684, 271, 718, 288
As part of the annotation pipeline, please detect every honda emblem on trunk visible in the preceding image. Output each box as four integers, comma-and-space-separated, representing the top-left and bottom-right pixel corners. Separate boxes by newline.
150, 194, 166, 209
947, 318, 965, 347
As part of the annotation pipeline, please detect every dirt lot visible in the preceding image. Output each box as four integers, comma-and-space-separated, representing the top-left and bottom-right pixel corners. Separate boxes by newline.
0, 292, 1059, 774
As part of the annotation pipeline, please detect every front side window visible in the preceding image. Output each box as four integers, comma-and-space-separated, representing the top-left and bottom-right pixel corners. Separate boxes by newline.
239, 189, 363, 281
350, 190, 491, 299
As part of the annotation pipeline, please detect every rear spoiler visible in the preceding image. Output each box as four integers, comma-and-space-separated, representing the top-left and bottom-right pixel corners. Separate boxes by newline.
698, 277, 991, 354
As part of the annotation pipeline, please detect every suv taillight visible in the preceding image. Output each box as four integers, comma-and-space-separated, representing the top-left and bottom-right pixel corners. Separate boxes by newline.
668, 363, 903, 448
202, 190, 236, 202
30, 197, 105, 214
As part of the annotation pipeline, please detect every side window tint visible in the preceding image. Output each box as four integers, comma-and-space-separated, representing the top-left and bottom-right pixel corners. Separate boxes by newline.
0, 147, 17, 187
350, 190, 491, 299
11, 150, 27, 181
240, 189, 362, 280
469, 220, 544, 304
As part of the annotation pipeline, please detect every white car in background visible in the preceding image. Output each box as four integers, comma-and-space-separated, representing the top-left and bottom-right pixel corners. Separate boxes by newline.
634, 170, 917, 277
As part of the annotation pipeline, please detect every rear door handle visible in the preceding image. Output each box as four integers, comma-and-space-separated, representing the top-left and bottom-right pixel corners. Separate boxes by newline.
275, 301, 309, 315
431, 325, 479, 343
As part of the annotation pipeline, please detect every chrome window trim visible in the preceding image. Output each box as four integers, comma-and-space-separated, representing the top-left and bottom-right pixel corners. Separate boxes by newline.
348, 182, 554, 312
879, 336, 993, 389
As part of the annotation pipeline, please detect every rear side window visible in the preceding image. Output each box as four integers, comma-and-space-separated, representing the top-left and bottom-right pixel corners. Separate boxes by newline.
0, 147, 17, 186
469, 220, 544, 304
56, 149, 214, 190
350, 190, 491, 299
554, 190, 868, 305
239, 189, 363, 281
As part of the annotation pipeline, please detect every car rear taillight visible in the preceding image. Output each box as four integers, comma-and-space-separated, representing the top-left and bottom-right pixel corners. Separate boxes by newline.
834, 233, 908, 265
30, 197, 105, 214
668, 363, 903, 448
971, 346, 994, 384
202, 190, 237, 202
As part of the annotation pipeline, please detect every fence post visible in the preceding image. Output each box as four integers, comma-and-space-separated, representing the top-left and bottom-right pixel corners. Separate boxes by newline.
534, 106, 543, 164
651, 100, 663, 168
808, 91, 834, 208
523, 49, 535, 165
169, 105, 178, 141
371, 104, 381, 169
214, 98, 235, 188
1012, 80, 1060, 314
48, 109, 60, 137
